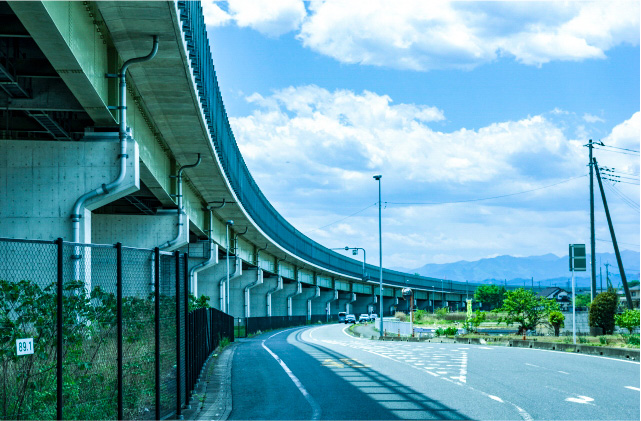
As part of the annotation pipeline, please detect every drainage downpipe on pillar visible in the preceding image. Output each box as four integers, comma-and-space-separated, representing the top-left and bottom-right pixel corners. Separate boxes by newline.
219, 257, 240, 312
326, 289, 338, 317
188, 208, 218, 296
159, 153, 201, 250
70, 36, 158, 289
71, 35, 159, 245
287, 282, 302, 317
244, 270, 263, 318
266, 275, 283, 317
307, 286, 320, 320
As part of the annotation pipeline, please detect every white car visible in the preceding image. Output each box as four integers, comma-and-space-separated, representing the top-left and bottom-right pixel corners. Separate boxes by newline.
358, 314, 370, 323
369, 313, 378, 320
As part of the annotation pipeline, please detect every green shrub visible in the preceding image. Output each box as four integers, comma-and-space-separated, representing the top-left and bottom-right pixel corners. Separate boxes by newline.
599, 336, 608, 345
589, 289, 618, 334
435, 307, 449, 318
444, 326, 458, 336
615, 309, 640, 334
464, 310, 486, 333
578, 336, 589, 344
414, 309, 427, 323
435, 327, 445, 337
621, 334, 640, 346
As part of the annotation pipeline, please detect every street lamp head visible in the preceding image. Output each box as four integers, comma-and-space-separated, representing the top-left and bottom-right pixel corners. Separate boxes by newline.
373, 174, 382, 180
226, 220, 234, 226
344, 246, 349, 250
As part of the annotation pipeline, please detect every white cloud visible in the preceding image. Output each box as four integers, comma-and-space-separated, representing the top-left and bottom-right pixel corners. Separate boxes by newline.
202, 0, 306, 37
296, 1, 639, 70
229, 86, 639, 267
583, 113, 605, 123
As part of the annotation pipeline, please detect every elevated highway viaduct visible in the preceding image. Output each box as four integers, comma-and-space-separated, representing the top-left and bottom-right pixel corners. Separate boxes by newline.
0, 1, 478, 320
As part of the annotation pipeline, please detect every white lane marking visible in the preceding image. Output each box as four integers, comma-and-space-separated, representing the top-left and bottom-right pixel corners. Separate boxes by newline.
262, 331, 321, 420
488, 395, 504, 403
478, 347, 493, 350
565, 395, 594, 404
625, 386, 641, 392
514, 405, 534, 421
558, 371, 569, 375
525, 363, 540, 368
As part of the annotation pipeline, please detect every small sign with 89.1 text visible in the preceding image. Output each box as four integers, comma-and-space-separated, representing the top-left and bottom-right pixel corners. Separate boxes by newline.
16, 338, 34, 356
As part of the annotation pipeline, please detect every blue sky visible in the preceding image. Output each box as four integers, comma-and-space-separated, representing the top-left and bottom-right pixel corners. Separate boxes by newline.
202, 1, 640, 271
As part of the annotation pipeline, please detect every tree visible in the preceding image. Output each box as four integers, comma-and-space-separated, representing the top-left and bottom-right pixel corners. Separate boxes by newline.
574, 293, 591, 309
589, 289, 618, 334
615, 309, 640, 334
497, 288, 560, 335
474, 285, 507, 310
548, 311, 565, 336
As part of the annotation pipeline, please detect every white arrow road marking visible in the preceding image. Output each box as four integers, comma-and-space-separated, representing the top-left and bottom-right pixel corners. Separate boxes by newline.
625, 386, 641, 392
565, 395, 594, 404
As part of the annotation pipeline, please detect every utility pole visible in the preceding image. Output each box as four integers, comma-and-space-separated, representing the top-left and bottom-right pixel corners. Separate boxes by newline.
599, 265, 602, 294
604, 262, 612, 290
594, 159, 632, 308
588, 139, 597, 301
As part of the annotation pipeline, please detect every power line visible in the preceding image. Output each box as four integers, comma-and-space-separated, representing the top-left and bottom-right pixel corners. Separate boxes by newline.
306, 202, 377, 233
597, 144, 640, 154
385, 174, 587, 206
604, 181, 640, 211
596, 238, 640, 247
593, 146, 639, 157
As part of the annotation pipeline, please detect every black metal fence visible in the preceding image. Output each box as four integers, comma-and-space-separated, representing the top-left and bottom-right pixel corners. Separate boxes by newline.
0, 238, 233, 420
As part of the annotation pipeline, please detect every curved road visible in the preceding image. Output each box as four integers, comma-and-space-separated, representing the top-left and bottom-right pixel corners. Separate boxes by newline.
229, 324, 640, 420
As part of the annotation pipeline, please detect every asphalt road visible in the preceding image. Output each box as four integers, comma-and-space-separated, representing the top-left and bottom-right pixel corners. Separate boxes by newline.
228, 324, 640, 420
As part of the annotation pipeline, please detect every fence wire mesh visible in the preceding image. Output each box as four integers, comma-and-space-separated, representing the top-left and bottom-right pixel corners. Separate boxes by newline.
0, 238, 233, 421
0, 239, 58, 420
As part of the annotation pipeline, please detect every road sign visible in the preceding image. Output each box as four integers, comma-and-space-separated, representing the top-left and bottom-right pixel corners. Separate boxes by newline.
569, 244, 587, 271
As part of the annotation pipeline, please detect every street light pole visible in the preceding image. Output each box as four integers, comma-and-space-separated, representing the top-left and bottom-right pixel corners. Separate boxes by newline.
373, 175, 383, 337
225, 220, 234, 314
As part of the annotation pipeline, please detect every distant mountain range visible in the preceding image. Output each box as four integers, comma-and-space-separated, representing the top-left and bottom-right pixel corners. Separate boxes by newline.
396, 251, 640, 288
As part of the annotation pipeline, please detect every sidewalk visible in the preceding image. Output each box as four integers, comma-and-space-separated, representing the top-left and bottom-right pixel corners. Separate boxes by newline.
183, 342, 238, 421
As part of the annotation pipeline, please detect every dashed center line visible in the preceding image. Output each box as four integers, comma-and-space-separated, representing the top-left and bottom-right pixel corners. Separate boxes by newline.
488, 395, 504, 403
625, 386, 641, 392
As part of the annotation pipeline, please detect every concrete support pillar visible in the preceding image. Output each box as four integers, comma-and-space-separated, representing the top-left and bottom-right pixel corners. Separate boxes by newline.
266, 275, 283, 317
305, 286, 321, 320
366, 294, 378, 314
287, 282, 302, 316
188, 244, 219, 297
245, 272, 275, 318
193, 256, 242, 313
352, 293, 372, 315
241, 269, 263, 318
326, 289, 339, 318
313, 288, 335, 317
346, 292, 356, 314
270, 280, 294, 317
383, 297, 398, 316
228, 266, 260, 318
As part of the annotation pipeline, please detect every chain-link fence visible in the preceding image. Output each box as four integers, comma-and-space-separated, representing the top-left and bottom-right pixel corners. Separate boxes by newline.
0, 238, 234, 420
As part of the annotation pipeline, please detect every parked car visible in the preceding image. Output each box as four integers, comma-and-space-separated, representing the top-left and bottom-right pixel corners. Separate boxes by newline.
338, 312, 346, 323
345, 314, 356, 324
369, 313, 378, 320
359, 314, 370, 323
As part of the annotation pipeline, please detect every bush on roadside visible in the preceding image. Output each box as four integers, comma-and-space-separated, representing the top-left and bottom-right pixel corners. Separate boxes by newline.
589, 289, 618, 334
444, 326, 458, 336
599, 336, 608, 345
